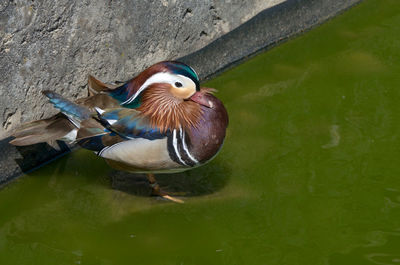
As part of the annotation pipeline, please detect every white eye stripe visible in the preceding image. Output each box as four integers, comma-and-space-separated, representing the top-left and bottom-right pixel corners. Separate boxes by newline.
122, 72, 173, 105
121, 73, 194, 105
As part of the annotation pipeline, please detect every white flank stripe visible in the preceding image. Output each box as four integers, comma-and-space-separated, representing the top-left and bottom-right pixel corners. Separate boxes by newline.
173, 129, 187, 166
180, 128, 198, 164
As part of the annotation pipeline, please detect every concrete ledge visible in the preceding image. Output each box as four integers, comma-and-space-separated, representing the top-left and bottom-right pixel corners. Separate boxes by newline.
179, 0, 362, 80
0, 0, 362, 186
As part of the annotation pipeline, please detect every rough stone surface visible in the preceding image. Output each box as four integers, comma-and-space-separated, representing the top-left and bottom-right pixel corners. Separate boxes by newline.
0, 0, 284, 136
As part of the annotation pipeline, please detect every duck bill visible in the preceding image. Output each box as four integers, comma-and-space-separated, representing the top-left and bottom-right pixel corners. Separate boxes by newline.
189, 91, 213, 108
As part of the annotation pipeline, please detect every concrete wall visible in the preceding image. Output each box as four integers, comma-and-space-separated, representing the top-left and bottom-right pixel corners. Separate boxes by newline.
0, 0, 284, 136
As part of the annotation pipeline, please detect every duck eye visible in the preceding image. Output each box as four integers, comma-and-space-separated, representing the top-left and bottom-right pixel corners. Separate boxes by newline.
175, 82, 183, 88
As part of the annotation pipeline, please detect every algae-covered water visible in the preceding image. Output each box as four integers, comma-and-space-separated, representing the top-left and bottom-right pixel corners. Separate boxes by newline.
2, 0, 400, 264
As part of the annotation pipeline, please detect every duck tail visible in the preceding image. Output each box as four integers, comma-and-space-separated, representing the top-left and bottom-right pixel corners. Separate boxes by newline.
9, 91, 93, 146
9, 113, 76, 146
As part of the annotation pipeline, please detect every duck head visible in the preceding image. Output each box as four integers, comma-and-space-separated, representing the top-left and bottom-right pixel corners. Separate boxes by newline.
114, 61, 215, 132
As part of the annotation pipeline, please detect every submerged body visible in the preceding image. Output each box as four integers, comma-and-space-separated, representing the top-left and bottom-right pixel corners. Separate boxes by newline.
10, 61, 229, 201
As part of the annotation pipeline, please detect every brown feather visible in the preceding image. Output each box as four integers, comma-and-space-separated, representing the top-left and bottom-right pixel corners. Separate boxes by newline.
88, 75, 119, 93
101, 134, 125, 146
76, 119, 106, 140
10, 114, 75, 146
75, 93, 120, 110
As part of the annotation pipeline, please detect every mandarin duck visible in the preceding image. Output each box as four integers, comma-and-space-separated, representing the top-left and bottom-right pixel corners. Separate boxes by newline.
10, 61, 229, 203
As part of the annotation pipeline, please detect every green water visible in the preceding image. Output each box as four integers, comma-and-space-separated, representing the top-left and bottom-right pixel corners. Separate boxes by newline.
2, 0, 400, 264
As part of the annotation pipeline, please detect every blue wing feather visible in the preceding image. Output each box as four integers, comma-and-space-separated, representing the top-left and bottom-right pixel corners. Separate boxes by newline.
43, 90, 90, 120
100, 108, 167, 140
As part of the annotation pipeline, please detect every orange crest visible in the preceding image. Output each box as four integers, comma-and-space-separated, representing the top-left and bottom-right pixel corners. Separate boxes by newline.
137, 84, 205, 132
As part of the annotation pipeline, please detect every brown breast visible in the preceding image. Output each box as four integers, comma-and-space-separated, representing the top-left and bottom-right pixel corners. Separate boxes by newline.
186, 93, 229, 163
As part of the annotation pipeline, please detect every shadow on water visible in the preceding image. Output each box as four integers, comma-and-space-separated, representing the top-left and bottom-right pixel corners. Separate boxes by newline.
0, 136, 71, 185
109, 160, 232, 197
14, 142, 71, 172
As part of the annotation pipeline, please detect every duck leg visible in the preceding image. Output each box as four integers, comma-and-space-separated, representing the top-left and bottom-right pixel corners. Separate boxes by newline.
147, 173, 184, 203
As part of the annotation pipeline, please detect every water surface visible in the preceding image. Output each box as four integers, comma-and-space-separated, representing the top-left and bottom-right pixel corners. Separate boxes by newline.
2, 0, 400, 264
